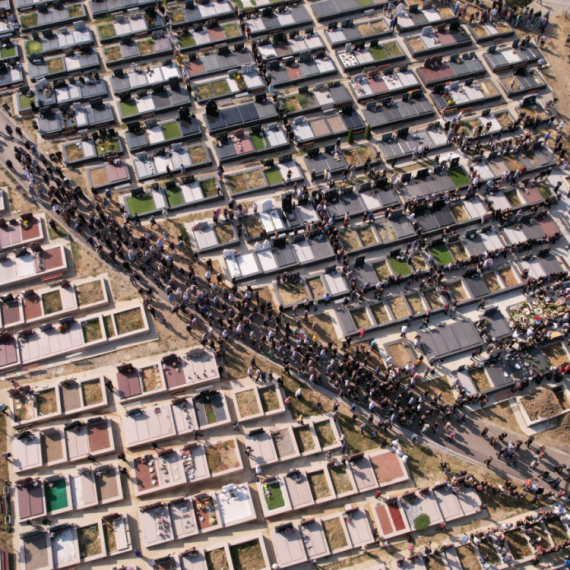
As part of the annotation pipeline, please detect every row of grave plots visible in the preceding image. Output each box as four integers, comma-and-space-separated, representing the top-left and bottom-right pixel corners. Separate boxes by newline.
373, 484, 483, 540
0, 302, 149, 371
120, 380, 286, 449
0, 276, 108, 330
390, 511, 570, 570
15, 464, 123, 523
19, 513, 132, 570
255, 448, 409, 519
220, 162, 559, 284
13, 417, 115, 474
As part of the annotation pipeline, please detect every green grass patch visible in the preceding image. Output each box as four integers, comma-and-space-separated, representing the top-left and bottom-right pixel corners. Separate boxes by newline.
162, 121, 182, 140
262, 481, 285, 511
25, 41, 43, 55
251, 134, 267, 151
449, 167, 470, 187
388, 256, 412, 276
178, 33, 196, 48
20, 12, 38, 29
1, 46, 15, 58
98, 23, 116, 39
385, 42, 401, 57
67, 4, 83, 17
431, 243, 454, 266
264, 166, 282, 185
369, 46, 387, 61
104, 46, 121, 62
165, 186, 184, 207
212, 80, 230, 96
200, 178, 218, 197
127, 194, 155, 214
96, 137, 120, 156
356, 0, 372, 5
223, 23, 241, 38
120, 100, 138, 117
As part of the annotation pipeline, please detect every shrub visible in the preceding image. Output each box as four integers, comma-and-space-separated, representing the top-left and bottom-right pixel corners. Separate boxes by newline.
347, 127, 354, 145
364, 124, 372, 140
414, 514, 431, 532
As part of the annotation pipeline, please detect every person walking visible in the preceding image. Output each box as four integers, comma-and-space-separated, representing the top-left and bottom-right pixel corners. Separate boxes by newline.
485, 456, 492, 469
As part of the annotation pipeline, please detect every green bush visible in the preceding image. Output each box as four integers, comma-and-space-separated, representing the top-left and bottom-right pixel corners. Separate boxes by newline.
347, 127, 354, 145
414, 513, 431, 532
364, 124, 372, 140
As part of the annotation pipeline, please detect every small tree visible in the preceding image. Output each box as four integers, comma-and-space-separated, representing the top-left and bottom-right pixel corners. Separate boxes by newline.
364, 124, 372, 140
414, 514, 431, 532
347, 127, 354, 145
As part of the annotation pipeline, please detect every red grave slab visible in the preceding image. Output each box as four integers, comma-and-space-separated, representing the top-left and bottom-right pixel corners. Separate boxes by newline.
285, 66, 304, 80
437, 32, 457, 46
107, 164, 128, 183
42, 247, 64, 271
370, 452, 404, 484
374, 503, 394, 536
188, 60, 206, 76
370, 78, 389, 94
23, 296, 43, 321
209, 27, 226, 41
22, 218, 42, 240
1, 301, 21, 326
234, 139, 254, 155
538, 218, 559, 237
87, 422, 111, 452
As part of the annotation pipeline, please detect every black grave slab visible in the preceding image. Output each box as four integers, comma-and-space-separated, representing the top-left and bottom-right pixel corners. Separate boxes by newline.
538, 255, 563, 276
363, 97, 435, 131
204, 100, 278, 135
90, 0, 156, 17
399, 172, 457, 202
311, 0, 388, 22
463, 275, 490, 299
419, 320, 482, 359
485, 311, 512, 340
336, 306, 358, 336
326, 191, 367, 218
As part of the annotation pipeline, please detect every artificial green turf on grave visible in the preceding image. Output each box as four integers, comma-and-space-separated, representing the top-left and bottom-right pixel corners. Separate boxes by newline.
431, 243, 454, 266
263, 481, 285, 510
162, 121, 182, 140
264, 166, 282, 186
369, 46, 388, 61
178, 34, 196, 48
356, 0, 372, 6
388, 256, 412, 276
251, 134, 267, 151
449, 167, 470, 187
120, 101, 138, 117
165, 186, 185, 207
19, 94, 35, 110
127, 194, 156, 215
45, 478, 68, 512
1, 46, 16, 58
